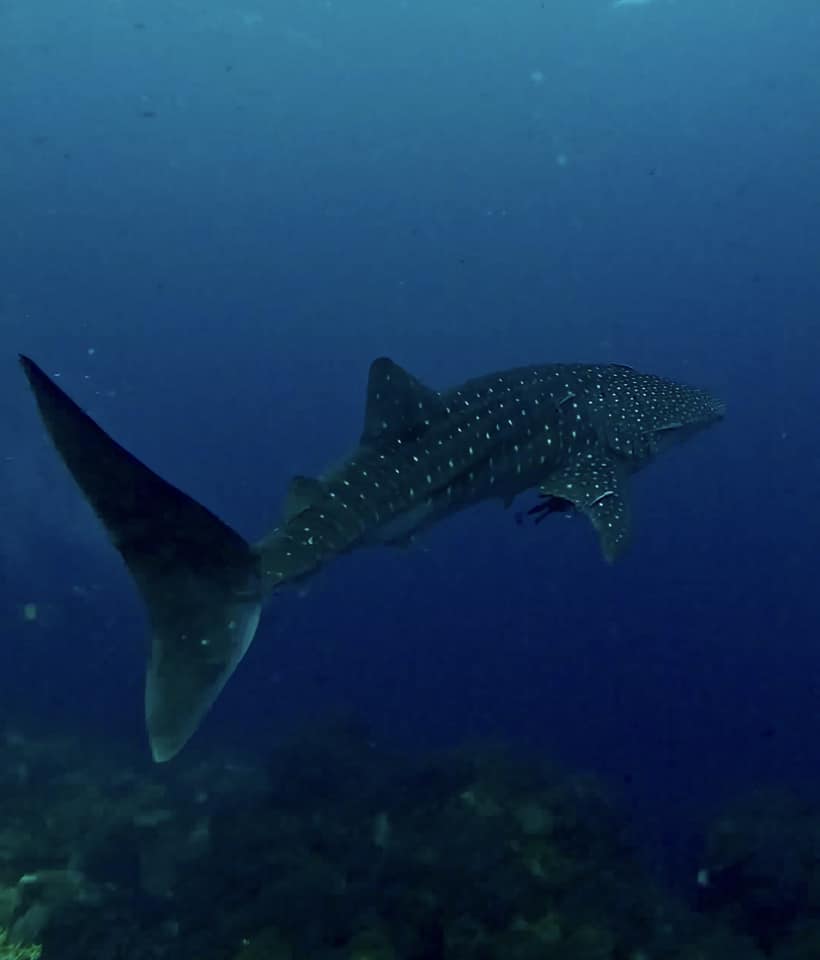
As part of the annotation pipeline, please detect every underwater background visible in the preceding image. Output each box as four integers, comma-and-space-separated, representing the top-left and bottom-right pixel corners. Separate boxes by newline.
1, 0, 819, 957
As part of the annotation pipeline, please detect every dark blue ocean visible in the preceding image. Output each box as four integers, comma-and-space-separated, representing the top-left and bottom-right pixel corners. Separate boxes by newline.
2, 0, 819, 912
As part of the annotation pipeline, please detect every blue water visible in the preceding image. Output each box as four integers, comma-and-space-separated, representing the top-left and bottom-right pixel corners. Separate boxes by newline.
2, 0, 819, 867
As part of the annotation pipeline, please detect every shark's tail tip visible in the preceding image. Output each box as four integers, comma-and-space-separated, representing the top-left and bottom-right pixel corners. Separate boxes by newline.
143, 574, 263, 763
20, 355, 265, 762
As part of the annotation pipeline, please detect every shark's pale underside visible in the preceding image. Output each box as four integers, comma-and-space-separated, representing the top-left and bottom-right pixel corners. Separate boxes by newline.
20, 355, 724, 761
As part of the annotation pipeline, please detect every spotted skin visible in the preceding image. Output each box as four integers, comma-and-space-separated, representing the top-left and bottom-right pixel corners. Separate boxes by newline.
258, 359, 725, 579
19, 354, 724, 761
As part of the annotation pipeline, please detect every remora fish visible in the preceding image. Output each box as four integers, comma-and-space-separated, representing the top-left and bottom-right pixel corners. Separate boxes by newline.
20, 355, 724, 761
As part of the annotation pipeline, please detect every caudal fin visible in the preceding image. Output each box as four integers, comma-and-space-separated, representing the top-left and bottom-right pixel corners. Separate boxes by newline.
20, 356, 262, 762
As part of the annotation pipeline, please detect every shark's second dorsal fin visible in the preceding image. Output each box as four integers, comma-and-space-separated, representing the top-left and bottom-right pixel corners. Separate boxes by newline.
539, 453, 632, 562
283, 475, 324, 521
361, 357, 443, 447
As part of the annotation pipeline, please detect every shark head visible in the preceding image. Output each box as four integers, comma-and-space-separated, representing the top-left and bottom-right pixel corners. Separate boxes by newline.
595, 363, 725, 456
646, 379, 726, 453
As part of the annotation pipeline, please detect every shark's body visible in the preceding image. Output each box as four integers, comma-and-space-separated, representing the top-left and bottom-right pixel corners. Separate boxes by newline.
20, 355, 724, 761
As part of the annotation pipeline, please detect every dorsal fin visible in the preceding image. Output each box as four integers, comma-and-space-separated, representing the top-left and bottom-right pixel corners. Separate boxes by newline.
361, 357, 444, 447
283, 475, 324, 521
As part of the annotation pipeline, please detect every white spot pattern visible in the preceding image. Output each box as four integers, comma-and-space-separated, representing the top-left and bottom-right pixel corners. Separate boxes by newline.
259, 361, 724, 585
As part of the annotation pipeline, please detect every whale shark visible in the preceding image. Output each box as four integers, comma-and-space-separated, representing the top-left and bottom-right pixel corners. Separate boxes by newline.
20, 355, 724, 761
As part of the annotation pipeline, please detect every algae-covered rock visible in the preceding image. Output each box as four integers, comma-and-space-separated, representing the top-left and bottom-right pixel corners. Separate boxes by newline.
346, 926, 397, 960
510, 912, 562, 945
371, 811, 391, 849
459, 784, 503, 818
765, 918, 820, 960
444, 914, 492, 958
0, 888, 20, 929
515, 801, 554, 836
230, 926, 292, 960
0, 926, 41, 960
562, 923, 616, 960
698, 789, 820, 952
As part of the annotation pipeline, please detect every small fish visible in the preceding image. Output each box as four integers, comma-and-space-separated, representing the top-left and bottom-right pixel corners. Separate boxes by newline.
20, 355, 724, 761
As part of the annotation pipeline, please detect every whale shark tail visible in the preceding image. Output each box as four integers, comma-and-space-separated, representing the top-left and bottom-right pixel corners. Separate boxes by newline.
19, 355, 263, 762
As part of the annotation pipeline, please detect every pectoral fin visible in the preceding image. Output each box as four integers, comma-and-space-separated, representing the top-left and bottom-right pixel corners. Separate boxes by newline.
539, 454, 631, 562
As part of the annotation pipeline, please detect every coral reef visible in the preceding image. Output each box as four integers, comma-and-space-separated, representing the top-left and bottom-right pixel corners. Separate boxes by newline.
0, 720, 795, 959
697, 788, 820, 957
